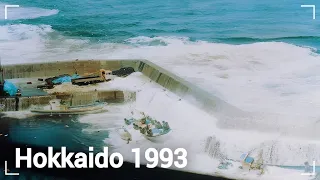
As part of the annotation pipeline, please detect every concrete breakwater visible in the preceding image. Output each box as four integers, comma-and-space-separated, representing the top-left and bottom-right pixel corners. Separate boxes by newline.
1, 60, 139, 79
0, 91, 130, 111
1, 59, 245, 118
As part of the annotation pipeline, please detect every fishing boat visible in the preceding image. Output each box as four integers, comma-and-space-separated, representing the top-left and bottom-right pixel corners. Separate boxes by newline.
124, 116, 171, 140
30, 99, 106, 115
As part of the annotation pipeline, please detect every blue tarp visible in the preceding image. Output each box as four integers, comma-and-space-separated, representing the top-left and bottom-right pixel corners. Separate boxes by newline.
52, 74, 81, 84
240, 153, 254, 164
245, 156, 254, 164
3, 80, 18, 96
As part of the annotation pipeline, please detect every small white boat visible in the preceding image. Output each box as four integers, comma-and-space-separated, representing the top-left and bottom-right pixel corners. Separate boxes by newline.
30, 99, 106, 115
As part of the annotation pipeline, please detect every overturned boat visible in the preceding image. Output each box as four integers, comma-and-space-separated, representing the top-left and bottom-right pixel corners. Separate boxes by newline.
124, 116, 171, 139
30, 99, 106, 115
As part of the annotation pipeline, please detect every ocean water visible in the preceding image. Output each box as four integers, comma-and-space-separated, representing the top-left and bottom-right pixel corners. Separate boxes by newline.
0, 113, 109, 179
1, 0, 320, 179
1, 0, 320, 44
1, 0, 320, 54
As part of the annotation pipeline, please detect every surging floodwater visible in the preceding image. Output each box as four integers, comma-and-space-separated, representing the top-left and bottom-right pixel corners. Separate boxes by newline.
0, 72, 318, 180
4, 73, 316, 180
1, 1, 320, 179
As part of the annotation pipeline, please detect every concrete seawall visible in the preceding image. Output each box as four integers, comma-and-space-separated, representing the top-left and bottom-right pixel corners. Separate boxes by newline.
136, 60, 247, 119
2, 59, 245, 118
0, 91, 129, 111
2, 60, 139, 79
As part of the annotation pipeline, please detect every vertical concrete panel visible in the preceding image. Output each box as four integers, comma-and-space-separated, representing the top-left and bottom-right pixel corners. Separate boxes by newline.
149, 69, 161, 82
70, 92, 99, 106
119, 60, 139, 70
115, 91, 124, 99
141, 64, 153, 77
157, 74, 169, 87
0, 98, 16, 111
18, 95, 56, 110
45, 63, 58, 77
97, 91, 116, 101
137, 61, 145, 72
30, 64, 46, 77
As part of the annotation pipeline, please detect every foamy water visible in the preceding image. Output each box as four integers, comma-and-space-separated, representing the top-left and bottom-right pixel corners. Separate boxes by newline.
2, 71, 318, 179
3, 25, 319, 138
72, 73, 317, 180
1, 8, 320, 178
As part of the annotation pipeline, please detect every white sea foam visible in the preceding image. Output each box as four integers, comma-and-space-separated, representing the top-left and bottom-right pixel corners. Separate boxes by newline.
1, 24, 320, 179
2, 110, 36, 119
76, 73, 317, 180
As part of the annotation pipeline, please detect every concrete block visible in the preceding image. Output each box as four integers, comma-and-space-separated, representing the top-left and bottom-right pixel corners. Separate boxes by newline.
0, 98, 16, 111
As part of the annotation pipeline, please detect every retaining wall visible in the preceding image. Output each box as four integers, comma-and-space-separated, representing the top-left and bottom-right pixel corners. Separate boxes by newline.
0, 91, 130, 111
2, 60, 139, 79
1, 59, 244, 117
136, 60, 246, 117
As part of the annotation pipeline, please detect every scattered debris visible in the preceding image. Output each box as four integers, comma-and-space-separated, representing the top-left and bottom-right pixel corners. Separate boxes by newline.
218, 161, 233, 170
240, 153, 254, 169
239, 150, 265, 174
16, 89, 21, 96
35, 66, 135, 89
37, 74, 80, 89
71, 69, 109, 86
125, 115, 171, 137
37, 84, 54, 89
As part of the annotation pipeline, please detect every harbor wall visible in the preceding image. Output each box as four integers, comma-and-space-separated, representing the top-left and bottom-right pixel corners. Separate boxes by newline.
1, 59, 244, 117
0, 91, 132, 111
2, 59, 139, 79
136, 60, 246, 117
